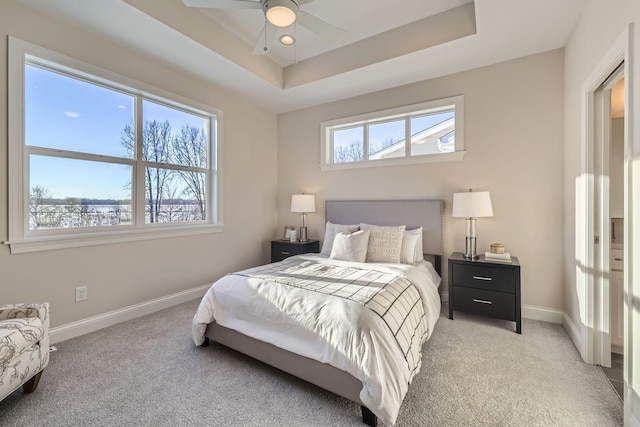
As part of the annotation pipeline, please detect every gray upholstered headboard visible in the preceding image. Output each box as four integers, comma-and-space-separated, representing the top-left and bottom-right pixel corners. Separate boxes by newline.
325, 199, 444, 272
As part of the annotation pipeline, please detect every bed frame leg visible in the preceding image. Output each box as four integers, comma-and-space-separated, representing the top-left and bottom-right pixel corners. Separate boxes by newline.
361, 406, 377, 426
200, 337, 210, 347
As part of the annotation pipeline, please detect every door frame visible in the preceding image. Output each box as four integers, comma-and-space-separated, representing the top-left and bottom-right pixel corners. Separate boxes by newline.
592, 64, 624, 368
578, 27, 630, 367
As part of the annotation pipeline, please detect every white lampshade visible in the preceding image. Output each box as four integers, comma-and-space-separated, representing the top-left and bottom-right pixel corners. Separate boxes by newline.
452, 191, 493, 218
265, 0, 298, 27
291, 194, 316, 213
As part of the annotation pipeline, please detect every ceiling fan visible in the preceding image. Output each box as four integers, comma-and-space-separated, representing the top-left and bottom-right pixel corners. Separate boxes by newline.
181, 0, 345, 54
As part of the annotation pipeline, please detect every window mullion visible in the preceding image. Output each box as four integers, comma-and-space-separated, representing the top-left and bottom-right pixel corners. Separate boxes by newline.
208, 118, 215, 223
405, 118, 411, 157
27, 146, 135, 166
363, 124, 369, 161
329, 129, 335, 165
135, 96, 145, 227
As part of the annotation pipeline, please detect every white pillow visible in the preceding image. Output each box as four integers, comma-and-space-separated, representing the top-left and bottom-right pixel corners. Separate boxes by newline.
320, 221, 359, 256
359, 223, 406, 263
329, 229, 370, 263
400, 227, 424, 265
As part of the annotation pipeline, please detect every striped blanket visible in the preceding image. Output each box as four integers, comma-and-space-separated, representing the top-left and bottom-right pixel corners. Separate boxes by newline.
232, 257, 428, 379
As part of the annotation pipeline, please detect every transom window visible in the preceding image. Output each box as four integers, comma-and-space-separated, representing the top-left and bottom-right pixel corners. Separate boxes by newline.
321, 96, 464, 170
7, 37, 222, 253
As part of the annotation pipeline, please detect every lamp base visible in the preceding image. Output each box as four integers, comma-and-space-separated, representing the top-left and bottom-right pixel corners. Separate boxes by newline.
463, 236, 477, 260
299, 226, 308, 242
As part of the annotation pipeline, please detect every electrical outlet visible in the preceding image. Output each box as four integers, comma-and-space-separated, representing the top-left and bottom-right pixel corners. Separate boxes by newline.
75, 286, 88, 302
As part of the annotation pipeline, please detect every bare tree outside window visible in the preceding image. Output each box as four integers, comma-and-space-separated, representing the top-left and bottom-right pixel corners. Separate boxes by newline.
334, 139, 364, 163
29, 185, 61, 228
121, 119, 208, 224
122, 120, 173, 223
174, 125, 207, 220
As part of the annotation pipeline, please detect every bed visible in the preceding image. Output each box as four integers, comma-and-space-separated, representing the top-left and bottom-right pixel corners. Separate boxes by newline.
192, 199, 444, 426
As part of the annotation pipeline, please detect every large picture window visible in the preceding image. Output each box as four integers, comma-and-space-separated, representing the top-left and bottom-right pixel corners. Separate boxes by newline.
7, 38, 222, 253
321, 96, 465, 170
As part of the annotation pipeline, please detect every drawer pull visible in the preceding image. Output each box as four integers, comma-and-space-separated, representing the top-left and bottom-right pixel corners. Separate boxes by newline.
473, 276, 492, 281
614, 258, 623, 261
473, 298, 493, 305
281, 251, 291, 255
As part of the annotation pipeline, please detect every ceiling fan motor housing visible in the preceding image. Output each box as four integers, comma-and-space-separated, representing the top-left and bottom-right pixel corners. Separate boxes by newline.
262, 0, 300, 27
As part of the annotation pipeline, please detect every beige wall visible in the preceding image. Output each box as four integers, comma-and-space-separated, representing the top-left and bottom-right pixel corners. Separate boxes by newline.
0, 2, 279, 327
277, 50, 565, 310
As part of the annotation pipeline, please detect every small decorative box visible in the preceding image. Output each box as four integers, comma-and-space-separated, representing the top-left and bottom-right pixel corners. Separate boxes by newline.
490, 243, 505, 254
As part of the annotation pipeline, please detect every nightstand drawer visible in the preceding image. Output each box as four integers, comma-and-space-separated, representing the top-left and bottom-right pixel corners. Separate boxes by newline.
452, 263, 516, 293
271, 243, 303, 262
453, 286, 516, 321
271, 240, 320, 263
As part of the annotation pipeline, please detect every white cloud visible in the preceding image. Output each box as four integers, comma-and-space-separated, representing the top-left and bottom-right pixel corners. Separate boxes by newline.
64, 111, 81, 118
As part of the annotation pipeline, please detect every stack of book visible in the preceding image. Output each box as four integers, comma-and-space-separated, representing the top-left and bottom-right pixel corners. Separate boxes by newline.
484, 251, 512, 263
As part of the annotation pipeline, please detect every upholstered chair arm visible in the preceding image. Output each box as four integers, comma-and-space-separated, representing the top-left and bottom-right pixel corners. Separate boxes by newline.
0, 302, 50, 355
0, 303, 49, 324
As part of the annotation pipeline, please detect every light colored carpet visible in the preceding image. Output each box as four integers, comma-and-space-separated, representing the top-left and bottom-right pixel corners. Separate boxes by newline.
0, 300, 622, 426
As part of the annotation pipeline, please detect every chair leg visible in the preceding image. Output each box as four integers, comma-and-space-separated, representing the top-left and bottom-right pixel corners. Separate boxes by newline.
22, 370, 43, 394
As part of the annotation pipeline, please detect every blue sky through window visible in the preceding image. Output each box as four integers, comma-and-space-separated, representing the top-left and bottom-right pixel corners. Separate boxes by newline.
30, 155, 131, 201
333, 127, 363, 150
25, 64, 134, 157
411, 111, 454, 136
143, 100, 207, 140
25, 64, 208, 199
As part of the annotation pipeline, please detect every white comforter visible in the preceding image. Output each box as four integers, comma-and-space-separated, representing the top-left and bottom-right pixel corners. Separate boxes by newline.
192, 254, 441, 425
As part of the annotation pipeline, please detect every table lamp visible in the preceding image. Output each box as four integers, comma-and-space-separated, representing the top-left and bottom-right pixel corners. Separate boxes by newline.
452, 189, 493, 260
290, 194, 315, 242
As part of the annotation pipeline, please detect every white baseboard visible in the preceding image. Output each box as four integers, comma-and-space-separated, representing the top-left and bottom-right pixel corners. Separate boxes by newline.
50, 284, 210, 344
521, 304, 563, 324
612, 343, 624, 355
562, 312, 583, 355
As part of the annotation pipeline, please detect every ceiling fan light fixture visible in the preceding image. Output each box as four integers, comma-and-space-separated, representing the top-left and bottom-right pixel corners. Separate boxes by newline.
263, 0, 298, 27
279, 34, 295, 45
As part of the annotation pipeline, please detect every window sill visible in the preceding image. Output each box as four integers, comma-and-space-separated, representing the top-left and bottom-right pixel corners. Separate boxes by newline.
3, 224, 223, 254
320, 150, 466, 172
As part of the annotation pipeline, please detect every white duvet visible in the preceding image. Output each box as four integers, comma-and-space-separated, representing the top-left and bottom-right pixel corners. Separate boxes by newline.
192, 254, 441, 425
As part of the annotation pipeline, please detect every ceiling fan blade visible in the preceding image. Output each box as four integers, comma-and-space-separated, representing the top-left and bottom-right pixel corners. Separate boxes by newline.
252, 24, 278, 55
298, 0, 315, 4
181, 0, 261, 10
296, 11, 346, 42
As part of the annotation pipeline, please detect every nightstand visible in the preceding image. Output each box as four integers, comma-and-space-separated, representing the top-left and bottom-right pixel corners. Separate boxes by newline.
448, 252, 521, 333
271, 240, 320, 262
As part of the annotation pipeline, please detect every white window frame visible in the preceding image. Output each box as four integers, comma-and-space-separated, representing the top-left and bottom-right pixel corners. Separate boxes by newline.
320, 96, 465, 171
5, 37, 224, 254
